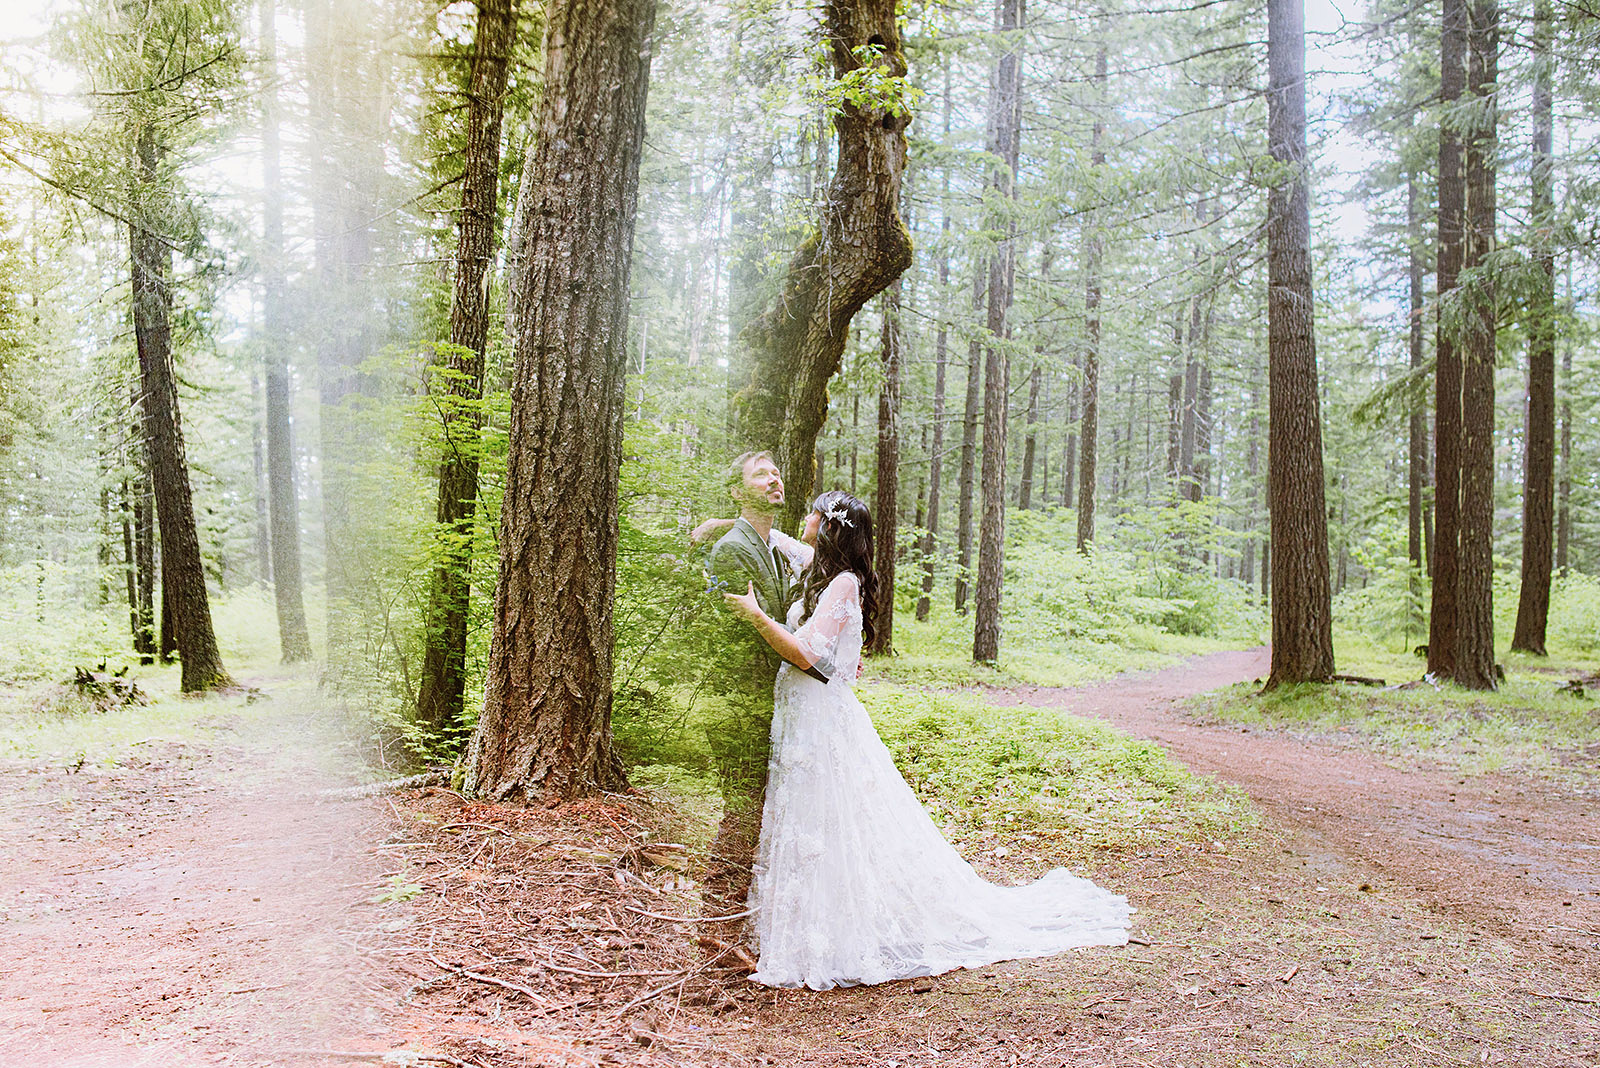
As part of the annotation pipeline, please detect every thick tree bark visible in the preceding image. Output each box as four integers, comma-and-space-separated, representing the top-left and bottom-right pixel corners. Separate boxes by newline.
1511, 0, 1554, 656
417, 0, 518, 732
1454, 0, 1498, 689
730, 0, 913, 532
130, 128, 231, 693
464, 0, 656, 803
1264, 0, 1335, 689
973, 0, 1023, 665
870, 281, 902, 655
1428, 0, 1468, 680
955, 271, 983, 614
260, 0, 312, 665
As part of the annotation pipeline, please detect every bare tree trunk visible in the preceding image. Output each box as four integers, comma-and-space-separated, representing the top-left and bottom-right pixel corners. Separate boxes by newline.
1428, 0, 1468, 680
1557, 326, 1571, 578
417, 0, 518, 732
1018, 361, 1041, 511
917, 62, 953, 623
1407, 173, 1427, 583
260, 0, 312, 664
1076, 41, 1106, 551
973, 0, 1023, 665
730, 0, 913, 532
1512, 0, 1554, 656
464, 0, 655, 803
131, 127, 231, 694
1454, 0, 1498, 689
955, 271, 983, 614
306, 0, 384, 659
870, 281, 902, 655
1264, 0, 1334, 689
250, 374, 270, 585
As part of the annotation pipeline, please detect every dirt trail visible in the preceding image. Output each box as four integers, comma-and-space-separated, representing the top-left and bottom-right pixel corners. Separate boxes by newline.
995, 647, 1600, 950
0, 677, 395, 1067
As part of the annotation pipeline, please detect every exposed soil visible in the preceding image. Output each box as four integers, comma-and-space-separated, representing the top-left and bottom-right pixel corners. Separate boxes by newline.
3, 651, 1597, 1067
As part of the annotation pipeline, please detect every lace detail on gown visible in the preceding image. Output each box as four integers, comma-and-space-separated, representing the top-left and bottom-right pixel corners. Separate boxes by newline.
747, 571, 1131, 990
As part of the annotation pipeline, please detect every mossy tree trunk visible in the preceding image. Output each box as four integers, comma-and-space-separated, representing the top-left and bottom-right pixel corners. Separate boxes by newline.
417, 0, 519, 735
730, 0, 913, 533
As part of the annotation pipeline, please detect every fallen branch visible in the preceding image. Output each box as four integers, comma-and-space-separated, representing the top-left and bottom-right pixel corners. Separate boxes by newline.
603, 945, 737, 1020
279, 1051, 483, 1068
1332, 674, 1386, 688
624, 905, 754, 924
1514, 986, 1598, 1006
428, 955, 551, 1005
319, 771, 449, 801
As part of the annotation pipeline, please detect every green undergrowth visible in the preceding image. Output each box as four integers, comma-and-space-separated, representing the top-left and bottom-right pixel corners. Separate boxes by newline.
866, 609, 1246, 689
1190, 670, 1600, 780
862, 686, 1258, 860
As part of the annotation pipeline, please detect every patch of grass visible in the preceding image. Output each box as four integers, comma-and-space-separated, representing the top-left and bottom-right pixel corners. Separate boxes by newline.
861, 685, 1258, 862
1189, 671, 1600, 780
867, 607, 1251, 689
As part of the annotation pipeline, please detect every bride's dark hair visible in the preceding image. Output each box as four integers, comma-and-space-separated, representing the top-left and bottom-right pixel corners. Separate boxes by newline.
797, 490, 879, 648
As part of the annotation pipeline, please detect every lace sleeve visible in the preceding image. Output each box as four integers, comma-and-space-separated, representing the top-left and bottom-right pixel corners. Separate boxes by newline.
769, 528, 814, 572
792, 572, 860, 678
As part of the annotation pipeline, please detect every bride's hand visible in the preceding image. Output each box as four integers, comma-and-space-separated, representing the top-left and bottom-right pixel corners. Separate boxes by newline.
690, 517, 734, 545
723, 582, 765, 624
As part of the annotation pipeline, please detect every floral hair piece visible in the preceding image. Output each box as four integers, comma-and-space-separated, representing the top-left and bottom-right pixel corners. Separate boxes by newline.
823, 503, 854, 528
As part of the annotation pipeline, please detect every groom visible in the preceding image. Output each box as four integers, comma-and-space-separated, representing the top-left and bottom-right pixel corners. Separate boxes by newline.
701, 450, 811, 922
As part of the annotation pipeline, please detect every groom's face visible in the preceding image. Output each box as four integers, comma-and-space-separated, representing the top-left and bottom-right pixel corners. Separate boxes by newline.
736, 455, 785, 515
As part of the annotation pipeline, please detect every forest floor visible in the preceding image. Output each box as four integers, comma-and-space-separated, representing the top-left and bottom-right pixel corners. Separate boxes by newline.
2, 650, 1597, 1067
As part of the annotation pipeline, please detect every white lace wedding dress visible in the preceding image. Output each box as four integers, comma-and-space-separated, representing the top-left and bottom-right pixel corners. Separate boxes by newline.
747, 570, 1132, 990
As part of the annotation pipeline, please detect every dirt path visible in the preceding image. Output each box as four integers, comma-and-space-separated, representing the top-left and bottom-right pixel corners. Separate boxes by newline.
994, 647, 1600, 951
4, 653, 1598, 1068
0, 676, 396, 1067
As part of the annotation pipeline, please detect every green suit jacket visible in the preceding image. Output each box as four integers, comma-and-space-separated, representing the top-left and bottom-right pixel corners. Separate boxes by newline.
708, 517, 796, 620
707, 519, 829, 684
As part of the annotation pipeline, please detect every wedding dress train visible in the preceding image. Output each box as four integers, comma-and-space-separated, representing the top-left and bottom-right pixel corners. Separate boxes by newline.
747, 571, 1131, 990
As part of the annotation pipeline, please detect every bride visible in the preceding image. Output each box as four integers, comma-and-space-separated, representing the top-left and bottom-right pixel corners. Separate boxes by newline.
719, 489, 1131, 990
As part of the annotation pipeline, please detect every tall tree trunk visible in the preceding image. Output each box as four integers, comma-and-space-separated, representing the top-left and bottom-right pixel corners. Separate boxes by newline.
917, 61, 953, 623
127, 400, 156, 663
1243, 368, 1261, 588
870, 281, 902, 655
955, 272, 983, 614
1454, 0, 1498, 688
973, 0, 1023, 665
730, 0, 913, 532
464, 0, 655, 802
307, 0, 383, 658
1407, 173, 1427, 582
1076, 41, 1106, 551
1428, 0, 1468, 680
260, 0, 312, 665
417, 0, 518, 732
1018, 360, 1041, 510
1557, 328, 1571, 578
1511, 0, 1554, 656
1264, 0, 1335, 689
130, 127, 231, 693
250, 374, 270, 585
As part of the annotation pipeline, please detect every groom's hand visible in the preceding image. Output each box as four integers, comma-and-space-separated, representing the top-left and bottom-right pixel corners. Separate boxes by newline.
723, 581, 764, 624
690, 517, 734, 545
